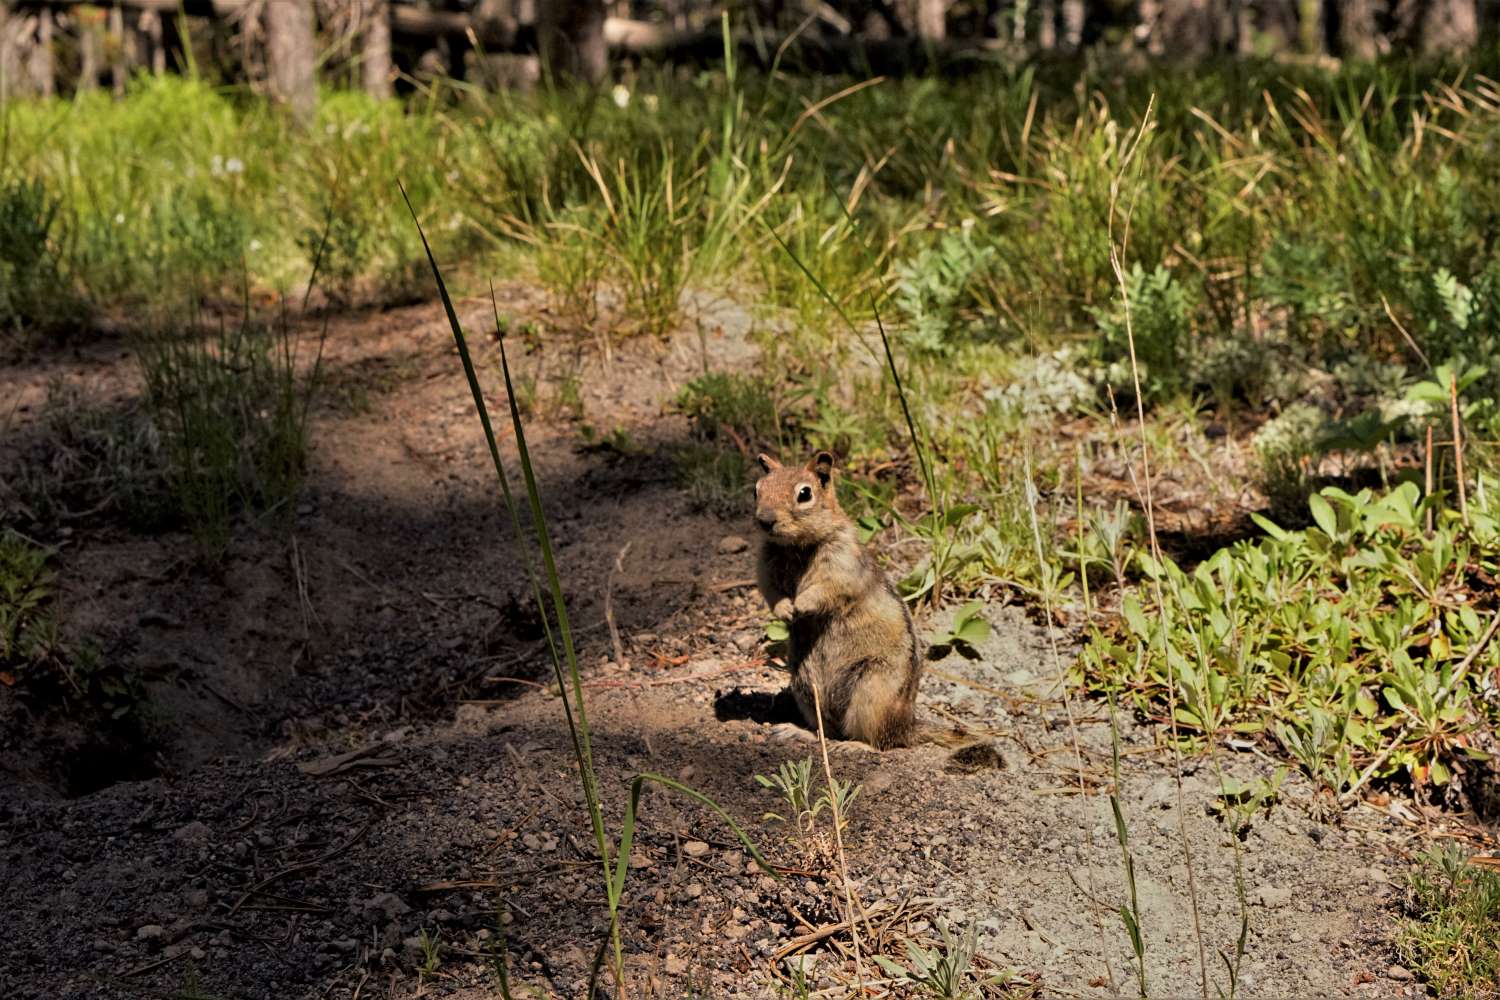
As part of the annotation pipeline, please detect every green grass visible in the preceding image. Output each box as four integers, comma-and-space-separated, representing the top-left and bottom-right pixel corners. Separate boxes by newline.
135, 306, 324, 555
1399, 847, 1500, 999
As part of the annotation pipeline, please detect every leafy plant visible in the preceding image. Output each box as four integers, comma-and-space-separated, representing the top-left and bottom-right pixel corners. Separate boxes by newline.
1209, 769, 1286, 839
1089, 263, 1193, 399
890, 228, 997, 355
754, 756, 861, 841
934, 601, 991, 654
1252, 403, 1327, 526
0, 531, 57, 670
1084, 482, 1498, 800
873, 920, 1005, 1000
0, 532, 145, 720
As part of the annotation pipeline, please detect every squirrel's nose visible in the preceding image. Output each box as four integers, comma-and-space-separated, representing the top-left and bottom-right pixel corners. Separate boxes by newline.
756, 513, 776, 532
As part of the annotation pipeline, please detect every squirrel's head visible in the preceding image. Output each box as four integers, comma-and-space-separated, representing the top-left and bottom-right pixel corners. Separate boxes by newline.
753, 451, 843, 545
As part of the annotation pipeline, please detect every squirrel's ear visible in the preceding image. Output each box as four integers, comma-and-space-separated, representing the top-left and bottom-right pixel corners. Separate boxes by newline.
757, 453, 781, 474
810, 450, 834, 485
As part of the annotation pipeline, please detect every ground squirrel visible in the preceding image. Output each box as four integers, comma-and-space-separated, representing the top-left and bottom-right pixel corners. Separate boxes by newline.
754, 451, 922, 749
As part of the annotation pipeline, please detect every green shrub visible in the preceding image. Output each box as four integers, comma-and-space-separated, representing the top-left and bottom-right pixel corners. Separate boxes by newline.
1084, 483, 1499, 798
1089, 262, 1195, 399
891, 228, 997, 354
0, 178, 84, 337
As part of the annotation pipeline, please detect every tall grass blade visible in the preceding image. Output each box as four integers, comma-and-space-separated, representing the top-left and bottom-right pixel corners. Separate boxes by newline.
1109, 693, 1149, 999
405, 182, 773, 999
401, 180, 616, 986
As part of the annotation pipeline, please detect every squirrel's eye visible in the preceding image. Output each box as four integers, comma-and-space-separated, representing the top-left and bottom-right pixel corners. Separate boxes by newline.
796, 485, 813, 503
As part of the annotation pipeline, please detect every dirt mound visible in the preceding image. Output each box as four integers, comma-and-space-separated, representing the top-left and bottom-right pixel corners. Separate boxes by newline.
0, 297, 1421, 998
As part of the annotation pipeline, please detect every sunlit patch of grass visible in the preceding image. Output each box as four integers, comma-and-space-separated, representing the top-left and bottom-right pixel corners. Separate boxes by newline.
1400, 846, 1500, 999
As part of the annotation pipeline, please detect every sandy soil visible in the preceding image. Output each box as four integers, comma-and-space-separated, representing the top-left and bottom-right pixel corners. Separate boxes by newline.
0, 292, 1443, 999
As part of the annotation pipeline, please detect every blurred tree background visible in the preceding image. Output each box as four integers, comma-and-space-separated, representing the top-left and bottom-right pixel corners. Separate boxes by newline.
1, 0, 1495, 106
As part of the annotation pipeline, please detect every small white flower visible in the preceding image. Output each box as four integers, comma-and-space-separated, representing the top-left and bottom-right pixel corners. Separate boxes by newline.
642, 94, 659, 113
113, 212, 125, 225
225, 157, 244, 175
248, 239, 262, 252
960, 217, 975, 231
611, 84, 630, 109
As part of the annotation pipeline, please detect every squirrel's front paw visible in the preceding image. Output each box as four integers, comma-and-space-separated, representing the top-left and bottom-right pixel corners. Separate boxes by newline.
792, 589, 824, 615
772, 598, 795, 620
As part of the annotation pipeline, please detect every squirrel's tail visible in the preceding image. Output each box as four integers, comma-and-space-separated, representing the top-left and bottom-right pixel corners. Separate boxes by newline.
914, 722, 1008, 773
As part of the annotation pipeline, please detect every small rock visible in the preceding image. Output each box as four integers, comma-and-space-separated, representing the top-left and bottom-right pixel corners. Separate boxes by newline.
521, 833, 542, 851
782, 954, 819, 979
718, 535, 750, 555
1387, 964, 1414, 982
173, 822, 210, 844
476, 929, 492, 942
136, 924, 167, 944
402, 936, 426, 958
733, 632, 759, 653
91, 939, 114, 953
665, 954, 689, 975
333, 939, 358, 954
1253, 886, 1293, 908
190, 948, 206, 961
362, 892, 412, 922
184, 889, 210, 910
429, 909, 455, 924
1289, 931, 1303, 944
684, 883, 704, 899
682, 840, 711, 858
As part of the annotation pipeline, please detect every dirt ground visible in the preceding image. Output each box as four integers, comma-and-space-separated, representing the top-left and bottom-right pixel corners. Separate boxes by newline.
0, 292, 1450, 998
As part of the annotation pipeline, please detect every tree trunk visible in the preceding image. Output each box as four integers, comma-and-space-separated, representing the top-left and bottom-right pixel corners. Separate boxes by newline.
27, 9, 55, 97
140, 10, 166, 74
110, 4, 128, 94
78, 8, 102, 92
1325, 0, 1381, 58
916, 0, 946, 40
1038, 0, 1058, 48
1411, 0, 1478, 52
0, 6, 18, 101
1061, 0, 1086, 49
538, 0, 607, 82
265, 0, 317, 122
360, 0, 392, 99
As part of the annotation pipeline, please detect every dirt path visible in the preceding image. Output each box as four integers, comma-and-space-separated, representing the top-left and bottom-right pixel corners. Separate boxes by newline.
0, 296, 1425, 999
